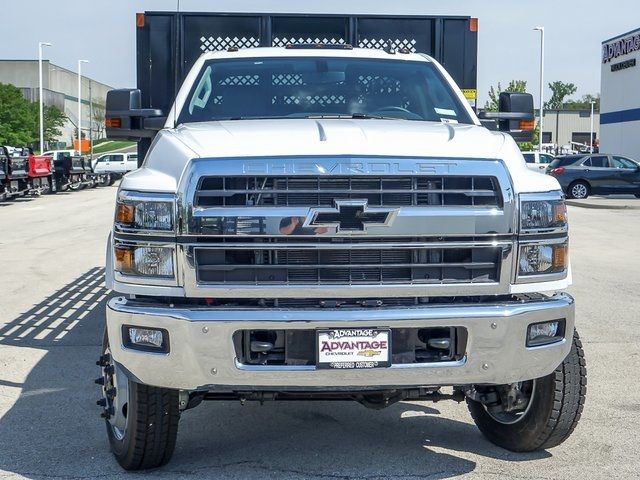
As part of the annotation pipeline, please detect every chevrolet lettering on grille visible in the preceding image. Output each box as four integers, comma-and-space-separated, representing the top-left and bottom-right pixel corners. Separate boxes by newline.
304, 200, 398, 233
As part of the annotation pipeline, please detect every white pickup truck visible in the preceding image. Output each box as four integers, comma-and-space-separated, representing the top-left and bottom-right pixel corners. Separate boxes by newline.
99, 46, 585, 470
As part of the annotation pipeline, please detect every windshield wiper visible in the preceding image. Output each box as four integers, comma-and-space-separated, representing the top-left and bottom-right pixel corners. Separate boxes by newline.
304, 113, 403, 121
350, 112, 403, 120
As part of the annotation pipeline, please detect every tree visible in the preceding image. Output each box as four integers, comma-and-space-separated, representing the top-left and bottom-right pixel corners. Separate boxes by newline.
545, 81, 577, 109
564, 94, 600, 111
0, 83, 36, 145
28, 103, 66, 146
91, 101, 106, 139
484, 80, 528, 111
0, 83, 67, 149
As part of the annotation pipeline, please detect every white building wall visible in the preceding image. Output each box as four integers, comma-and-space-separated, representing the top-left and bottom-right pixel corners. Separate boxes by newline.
542, 110, 600, 148
600, 27, 640, 159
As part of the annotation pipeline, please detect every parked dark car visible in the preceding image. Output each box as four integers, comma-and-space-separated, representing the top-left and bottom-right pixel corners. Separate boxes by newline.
547, 154, 640, 199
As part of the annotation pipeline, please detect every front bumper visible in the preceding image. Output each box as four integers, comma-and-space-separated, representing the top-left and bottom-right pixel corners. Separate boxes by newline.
107, 293, 575, 391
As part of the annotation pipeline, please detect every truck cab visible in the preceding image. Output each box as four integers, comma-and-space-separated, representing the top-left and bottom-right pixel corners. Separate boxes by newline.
96, 14, 585, 471
92, 152, 138, 176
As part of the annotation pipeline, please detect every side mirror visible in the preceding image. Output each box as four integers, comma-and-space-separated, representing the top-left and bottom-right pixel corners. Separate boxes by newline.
478, 92, 535, 143
105, 89, 166, 141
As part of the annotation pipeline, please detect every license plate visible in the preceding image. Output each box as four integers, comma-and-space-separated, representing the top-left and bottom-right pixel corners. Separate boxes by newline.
317, 328, 391, 369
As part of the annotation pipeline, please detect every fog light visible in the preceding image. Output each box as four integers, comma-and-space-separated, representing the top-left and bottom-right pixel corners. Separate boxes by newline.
527, 320, 565, 347
123, 326, 169, 353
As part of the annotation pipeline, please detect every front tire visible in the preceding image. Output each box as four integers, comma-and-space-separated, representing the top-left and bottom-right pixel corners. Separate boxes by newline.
98, 329, 180, 470
467, 330, 586, 452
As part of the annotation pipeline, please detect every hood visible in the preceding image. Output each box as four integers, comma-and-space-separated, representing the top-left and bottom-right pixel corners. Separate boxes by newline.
167, 119, 506, 160
127, 118, 558, 194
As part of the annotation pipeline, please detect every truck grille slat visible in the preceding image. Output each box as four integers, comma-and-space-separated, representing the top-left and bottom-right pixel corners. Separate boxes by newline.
195, 247, 501, 285
195, 175, 502, 207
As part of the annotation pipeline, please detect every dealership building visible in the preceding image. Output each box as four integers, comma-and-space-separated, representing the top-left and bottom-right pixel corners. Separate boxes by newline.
0, 60, 113, 150
600, 27, 640, 159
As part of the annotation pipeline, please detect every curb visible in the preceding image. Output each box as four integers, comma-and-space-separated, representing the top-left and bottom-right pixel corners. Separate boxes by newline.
566, 200, 640, 210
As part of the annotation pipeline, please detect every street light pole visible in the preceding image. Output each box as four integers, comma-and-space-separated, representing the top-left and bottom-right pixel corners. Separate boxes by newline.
77, 59, 89, 155
89, 80, 93, 160
590, 100, 595, 154
534, 26, 545, 153
38, 42, 52, 153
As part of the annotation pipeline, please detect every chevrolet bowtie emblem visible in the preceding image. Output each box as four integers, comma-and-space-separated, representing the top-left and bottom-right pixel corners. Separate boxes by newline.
305, 200, 398, 233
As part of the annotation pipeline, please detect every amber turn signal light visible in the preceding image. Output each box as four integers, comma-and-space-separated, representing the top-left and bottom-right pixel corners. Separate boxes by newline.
116, 204, 134, 224
114, 247, 133, 273
519, 120, 535, 130
552, 244, 567, 270
105, 118, 122, 128
553, 203, 567, 224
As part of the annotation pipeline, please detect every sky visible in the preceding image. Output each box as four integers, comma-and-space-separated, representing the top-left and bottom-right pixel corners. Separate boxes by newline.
1, 0, 638, 105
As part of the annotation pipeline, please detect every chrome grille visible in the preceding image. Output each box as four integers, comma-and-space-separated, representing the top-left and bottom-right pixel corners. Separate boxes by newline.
194, 245, 501, 285
194, 175, 502, 208
181, 157, 516, 297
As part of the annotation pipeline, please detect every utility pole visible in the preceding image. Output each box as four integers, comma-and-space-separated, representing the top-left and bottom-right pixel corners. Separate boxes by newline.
89, 80, 93, 161
534, 26, 545, 153
77, 59, 89, 155
590, 101, 595, 154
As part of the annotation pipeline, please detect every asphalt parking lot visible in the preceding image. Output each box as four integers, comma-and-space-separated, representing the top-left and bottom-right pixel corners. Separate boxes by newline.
0, 187, 639, 479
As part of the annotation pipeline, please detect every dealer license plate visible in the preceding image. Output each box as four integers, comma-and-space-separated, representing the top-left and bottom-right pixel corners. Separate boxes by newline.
317, 328, 391, 369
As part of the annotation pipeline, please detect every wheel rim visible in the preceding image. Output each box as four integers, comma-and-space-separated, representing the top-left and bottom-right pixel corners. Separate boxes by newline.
483, 380, 536, 425
571, 183, 587, 198
100, 348, 130, 440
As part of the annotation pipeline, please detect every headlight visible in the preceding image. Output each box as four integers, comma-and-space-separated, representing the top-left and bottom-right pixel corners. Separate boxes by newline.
115, 245, 174, 277
520, 194, 566, 233
518, 242, 567, 276
115, 191, 174, 232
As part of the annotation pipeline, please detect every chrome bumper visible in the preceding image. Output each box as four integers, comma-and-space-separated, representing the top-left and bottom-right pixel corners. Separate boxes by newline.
106, 293, 575, 391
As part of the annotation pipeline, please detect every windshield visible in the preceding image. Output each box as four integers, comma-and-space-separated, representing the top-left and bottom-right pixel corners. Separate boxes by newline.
177, 56, 473, 125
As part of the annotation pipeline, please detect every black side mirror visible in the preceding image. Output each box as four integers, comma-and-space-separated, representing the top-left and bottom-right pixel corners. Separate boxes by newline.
478, 92, 535, 143
105, 89, 166, 141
